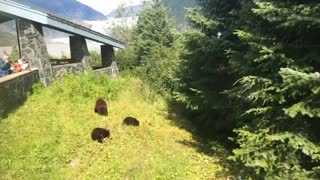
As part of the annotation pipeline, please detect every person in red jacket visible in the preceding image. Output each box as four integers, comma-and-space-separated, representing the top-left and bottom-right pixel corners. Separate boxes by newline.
12, 59, 22, 73
11, 57, 30, 73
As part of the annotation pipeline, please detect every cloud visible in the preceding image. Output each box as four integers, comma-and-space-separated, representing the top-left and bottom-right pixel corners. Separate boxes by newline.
76, 0, 145, 15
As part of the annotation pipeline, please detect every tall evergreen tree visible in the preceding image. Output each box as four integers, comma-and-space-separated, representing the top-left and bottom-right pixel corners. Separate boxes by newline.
175, 0, 242, 135
116, 0, 174, 73
132, 0, 174, 65
115, 0, 180, 94
228, 0, 320, 178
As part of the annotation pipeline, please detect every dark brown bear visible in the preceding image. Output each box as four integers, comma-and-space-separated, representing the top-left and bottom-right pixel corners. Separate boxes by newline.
122, 116, 140, 126
94, 98, 108, 116
91, 128, 110, 143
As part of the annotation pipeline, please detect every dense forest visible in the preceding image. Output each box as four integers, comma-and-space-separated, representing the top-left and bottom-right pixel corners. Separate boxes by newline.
114, 0, 320, 178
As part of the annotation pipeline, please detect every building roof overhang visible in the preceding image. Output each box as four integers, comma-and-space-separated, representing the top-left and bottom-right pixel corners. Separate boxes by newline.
0, 0, 125, 49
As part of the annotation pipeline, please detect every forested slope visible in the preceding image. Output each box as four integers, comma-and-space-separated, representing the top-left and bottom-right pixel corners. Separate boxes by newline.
115, 0, 320, 178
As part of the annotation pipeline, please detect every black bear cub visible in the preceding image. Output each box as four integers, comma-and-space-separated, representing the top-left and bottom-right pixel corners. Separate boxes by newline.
91, 128, 110, 143
122, 117, 140, 126
94, 98, 108, 116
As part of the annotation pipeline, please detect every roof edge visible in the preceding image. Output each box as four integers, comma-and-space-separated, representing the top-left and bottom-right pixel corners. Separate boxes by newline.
0, 0, 125, 49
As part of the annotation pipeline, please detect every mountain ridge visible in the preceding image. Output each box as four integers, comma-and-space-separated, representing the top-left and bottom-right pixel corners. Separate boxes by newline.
106, 5, 142, 19
105, 0, 198, 26
12, 0, 198, 26
163, 0, 198, 26
13, 0, 106, 21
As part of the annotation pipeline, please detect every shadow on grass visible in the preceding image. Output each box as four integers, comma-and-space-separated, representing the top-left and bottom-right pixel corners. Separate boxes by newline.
0, 71, 40, 120
0, 96, 28, 120
165, 100, 242, 178
0, 82, 41, 120
0, 87, 31, 120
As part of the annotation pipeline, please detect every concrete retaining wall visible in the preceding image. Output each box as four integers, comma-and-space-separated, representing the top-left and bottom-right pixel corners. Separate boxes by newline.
94, 62, 119, 78
0, 69, 40, 118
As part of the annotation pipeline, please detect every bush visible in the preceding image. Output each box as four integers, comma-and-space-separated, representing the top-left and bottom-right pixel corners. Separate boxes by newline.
9, 46, 20, 62
89, 50, 102, 67
50, 71, 124, 102
137, 45, 181, 94
115, 47, 137, 71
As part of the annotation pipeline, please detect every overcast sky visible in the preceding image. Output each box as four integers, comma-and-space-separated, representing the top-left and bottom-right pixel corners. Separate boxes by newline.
76, 0, 146, 15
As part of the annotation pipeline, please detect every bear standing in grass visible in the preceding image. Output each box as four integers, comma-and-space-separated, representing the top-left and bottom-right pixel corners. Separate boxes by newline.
91, 128, 110, 143
94, 98, 108, 116
122, 117, 140, 126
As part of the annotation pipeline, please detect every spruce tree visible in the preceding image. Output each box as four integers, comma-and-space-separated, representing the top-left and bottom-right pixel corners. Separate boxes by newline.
228, 0, 320, 178
116, 0, 174, 73
118, 0, 180, 93
175, 0, 242, 135
132, 0, 174, 65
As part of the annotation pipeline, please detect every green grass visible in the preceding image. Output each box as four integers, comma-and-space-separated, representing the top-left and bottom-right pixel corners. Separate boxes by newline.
0, 75, 227, 179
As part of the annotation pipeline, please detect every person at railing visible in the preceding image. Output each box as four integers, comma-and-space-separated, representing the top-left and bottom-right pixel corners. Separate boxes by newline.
11, 57, 29, 73
12, 59, 22, 73
21, 57, 29, 70
0, 55, 12, 77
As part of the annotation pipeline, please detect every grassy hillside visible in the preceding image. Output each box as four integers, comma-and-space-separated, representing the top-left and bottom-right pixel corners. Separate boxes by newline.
0, 73, 229, 179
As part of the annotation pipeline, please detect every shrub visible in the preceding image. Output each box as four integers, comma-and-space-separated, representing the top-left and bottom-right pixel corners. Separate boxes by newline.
138, 45, 181, 94
50, 71, 124, 102
89, 50, 102, 67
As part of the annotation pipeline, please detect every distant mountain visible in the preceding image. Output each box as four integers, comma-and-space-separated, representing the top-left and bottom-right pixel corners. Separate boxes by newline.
106, 0, 198, 27
106, 5, 142, 19
10, 0, 198, 28
163, 0, 198, 27
13, 0, 106, 21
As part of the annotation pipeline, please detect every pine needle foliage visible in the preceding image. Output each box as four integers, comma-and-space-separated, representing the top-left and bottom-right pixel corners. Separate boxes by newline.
174, 0, 242, 136
115, 0, 180, 94
227, 0, 320, 178
132, 0, 174, 66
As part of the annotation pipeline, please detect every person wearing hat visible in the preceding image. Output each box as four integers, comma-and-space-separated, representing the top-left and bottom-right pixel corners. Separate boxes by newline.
0, 55, 12, 77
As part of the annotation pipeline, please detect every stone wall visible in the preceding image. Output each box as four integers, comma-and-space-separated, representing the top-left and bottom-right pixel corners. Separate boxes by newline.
52, 63, 84, 78
52, 61, 120, 78
0, 69, 39, 118
17, 20, 53, 86
94, 62, 119, 78
15, 19, 118, 85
